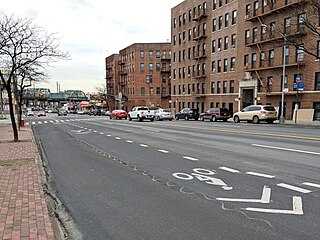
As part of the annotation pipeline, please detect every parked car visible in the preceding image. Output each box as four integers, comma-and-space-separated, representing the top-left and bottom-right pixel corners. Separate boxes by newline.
110, 110, 128, 119
57, 108, 67, 116
101, 109, 111, 117
200, 108, 231, 122
89, 109, 103, 116
153, 108, 174, 121
37, 111, 46, 117
128, 106, 155, 122
233, 105, 278, 124
27, 110, 34, 116
175, 108, 199, 121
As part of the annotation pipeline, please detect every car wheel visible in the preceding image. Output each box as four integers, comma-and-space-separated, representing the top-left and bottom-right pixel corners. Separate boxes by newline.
233, 115, 240, 123
156, 116, 160, 121
128, 116, 132, 121
185, 115, 189, 121
138, 115, 143, 122
200, 116, 204, 121
223, 119, 228, 122
175, 116, 179, 120
252, 115, 260, 124
212, 115, 217, 122
150, 118, 154, 122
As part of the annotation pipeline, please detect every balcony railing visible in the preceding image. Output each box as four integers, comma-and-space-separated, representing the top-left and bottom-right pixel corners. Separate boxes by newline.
245, 58, 305, 71
193, 50, 207, 59
192, 8, 207, 21
192, 30, 207, 40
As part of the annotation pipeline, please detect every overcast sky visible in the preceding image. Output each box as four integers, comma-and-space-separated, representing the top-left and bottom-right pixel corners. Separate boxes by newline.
1, 0, 182, 93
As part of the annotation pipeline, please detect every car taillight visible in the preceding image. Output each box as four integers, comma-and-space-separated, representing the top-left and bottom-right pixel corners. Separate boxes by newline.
260, 110, 267, 114
141, 111, 144, 115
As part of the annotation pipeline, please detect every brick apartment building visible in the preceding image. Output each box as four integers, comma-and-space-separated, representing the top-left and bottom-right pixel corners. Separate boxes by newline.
171, 0, 320, 120
105, 43, 172, 112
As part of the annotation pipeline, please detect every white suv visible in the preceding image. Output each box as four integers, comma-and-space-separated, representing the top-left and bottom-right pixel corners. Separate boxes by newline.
233, 105, 278, 124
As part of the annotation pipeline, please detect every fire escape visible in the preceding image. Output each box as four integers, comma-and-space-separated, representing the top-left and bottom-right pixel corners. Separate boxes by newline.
192, 5, 208, 100
160, 51, 171, 99
244, 0, 307, 93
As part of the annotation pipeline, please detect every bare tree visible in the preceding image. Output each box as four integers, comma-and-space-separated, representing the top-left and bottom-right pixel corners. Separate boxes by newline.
0, 13, 69, 141
286, 0, 320, 58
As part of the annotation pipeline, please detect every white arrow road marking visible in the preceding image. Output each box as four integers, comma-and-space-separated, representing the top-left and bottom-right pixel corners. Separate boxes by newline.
245, 196, 304, 215
182, 156, 199, 161
219, 166, 240, 173
252, 144, 320, 155
216, 186, 271, 203
277, 183, 312, 194
158, 149, 169, 153
302, 182, 320, 188
246, 172, 275, 179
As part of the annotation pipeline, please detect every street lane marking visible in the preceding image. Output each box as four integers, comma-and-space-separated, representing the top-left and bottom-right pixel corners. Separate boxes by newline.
217, 186, 271, 203
126, 140, 133, 143
158, 149, 169, 153
277, 183, 312, 194
100, 132, 104, 135
252, 144, 320, 155
182, 156, 199, 161
140, 144, 148, 148
93, 131, 97, 133
44, 121, 48, 124
302, 182, 320, 188
50, 121, 53, 123
115, 137, 121, 140
107, 134, 112, 137
246, 172, 275, 179
219, 166, 240, 173
245, 196, 303, 215
38, 121, 42, 124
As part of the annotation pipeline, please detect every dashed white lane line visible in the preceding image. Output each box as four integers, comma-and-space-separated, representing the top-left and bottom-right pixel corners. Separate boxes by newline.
32, 122, 36, 125
140, 144, 148, 148
246, 172, 275, 179
277, 183, 312, 194
158, 149, 169, 154
252, 144, 320, 156
182, 156, 199, 161
115, 137, 121, 140
38, 121, 42, 124
26, 123, 30, 125
100, 132, 104, 135
126, 140, 133, 143
94, 131, 97, 133
50, 120, 54, 123
219, 166, 240, 173
107, 134, 112, 137
44, 121, 48, 124
217, 186, 271, 203
302, 182, 320, 188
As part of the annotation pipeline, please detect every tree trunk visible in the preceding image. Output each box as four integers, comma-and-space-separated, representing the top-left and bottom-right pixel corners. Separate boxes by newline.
7, 85, 19, 142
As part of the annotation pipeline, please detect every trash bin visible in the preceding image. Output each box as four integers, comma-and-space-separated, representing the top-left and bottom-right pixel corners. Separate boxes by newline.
21, 117, 25, 127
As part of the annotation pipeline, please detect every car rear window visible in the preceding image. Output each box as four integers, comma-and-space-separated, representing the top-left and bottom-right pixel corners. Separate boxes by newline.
220, 108, 229, 113
138, 107, 149, 110
263, 106, 276, 111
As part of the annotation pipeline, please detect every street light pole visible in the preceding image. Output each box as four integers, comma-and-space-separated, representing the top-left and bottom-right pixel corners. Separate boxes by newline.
280, 35, 286, 124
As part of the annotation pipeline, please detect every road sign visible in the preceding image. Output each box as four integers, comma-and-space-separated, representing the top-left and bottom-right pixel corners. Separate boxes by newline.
298, 82, 304, 90
295, 75, 302, 83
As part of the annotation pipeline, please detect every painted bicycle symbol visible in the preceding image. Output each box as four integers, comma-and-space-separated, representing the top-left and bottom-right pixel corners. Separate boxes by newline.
172, 168, 233, 191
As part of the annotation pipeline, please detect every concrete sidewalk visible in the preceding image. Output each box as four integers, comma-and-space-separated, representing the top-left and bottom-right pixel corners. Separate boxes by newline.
0, 125, 55, 240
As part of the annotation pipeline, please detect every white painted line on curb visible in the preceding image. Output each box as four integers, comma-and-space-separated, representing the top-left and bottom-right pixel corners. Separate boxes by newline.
252, 144, 320, 155
126, 140, 133, 143
277, 183, 312, 194
219, 166, 240, 173
246, 172, 275, 179
217, 186, 271, 203
302, 182, 320, 188
140, 144, 148, 148
245, 196, 304, 215
158, 149, 169, 153
182, 156, 199, 161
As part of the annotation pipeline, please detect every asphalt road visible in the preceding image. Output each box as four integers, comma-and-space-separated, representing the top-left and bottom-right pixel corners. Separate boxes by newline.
30, 114, 320, 240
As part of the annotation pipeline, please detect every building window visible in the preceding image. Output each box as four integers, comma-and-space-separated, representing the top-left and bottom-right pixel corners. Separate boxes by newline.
281, 75, 288, 89
141, 87, 145, 96
218, 16, 223, 30
284, 17, 291, 35
223, 58, 228, 72
217, 60, 222, 72
317, 41, 320, 59
230, 80, 234, 93
212, 40, 216, 53
211, 82, 215, 93
260, 52, 265, 67
139, 63, 145, 72
245, 4, 251, 17
173, 35, 176, 45
156, 63, 160, 71
245, 30, 250, 45
219, 0, 222, 7
298, 13, 306, 31
224, 36, 229, 50
212, 18, 216, 32
253, 1, 259, 16
156, 50, 160, 58
157, 87, 161, 95
252, 53, 257, 68
232, 10, 237, 25
140, 51, 144, 59
315, 72, 320, 90
244, 54, 249, 67
284, 46, 289, 64
149, 51, 153, 59
268, 49, 274, 66
218, 38, 222, 51
213, 0, 217, 10
230, 57, 235, 71
146, 75, 152, 83
225, 13, 229, 27
149, 87, 154, 95
261, 25, 267, 40
149, 63, 153, 71
217, 81, 221, 93
223, 81, 227, 93
253, 27, 258, 43
211, 61, 216, 73
231, 34, 236, 47
296, 45, 304, 62
173, 18, 176, 29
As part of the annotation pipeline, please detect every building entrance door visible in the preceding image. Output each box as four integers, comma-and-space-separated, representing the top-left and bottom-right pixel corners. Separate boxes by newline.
242, 89, 254, 108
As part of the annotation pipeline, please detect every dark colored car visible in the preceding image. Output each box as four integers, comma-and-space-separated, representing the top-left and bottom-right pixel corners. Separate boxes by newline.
89, 109, 102, 116
175, 108, 199, 121
200, 108, 231, 122
57, 108, 67, 116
